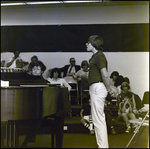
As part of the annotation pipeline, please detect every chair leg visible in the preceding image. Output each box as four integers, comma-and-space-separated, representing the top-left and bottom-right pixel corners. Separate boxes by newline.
51, 127, 55, 148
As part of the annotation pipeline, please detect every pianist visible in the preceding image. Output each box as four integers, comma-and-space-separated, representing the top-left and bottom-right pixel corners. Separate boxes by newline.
28, 55, 46, 75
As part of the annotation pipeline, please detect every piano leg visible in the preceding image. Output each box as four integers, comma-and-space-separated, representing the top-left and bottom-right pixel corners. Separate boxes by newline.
55, 116, 65, 148
1, 121, 8, 148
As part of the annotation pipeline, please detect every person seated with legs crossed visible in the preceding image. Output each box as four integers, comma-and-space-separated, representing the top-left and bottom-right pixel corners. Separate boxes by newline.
80, 94, 95, 134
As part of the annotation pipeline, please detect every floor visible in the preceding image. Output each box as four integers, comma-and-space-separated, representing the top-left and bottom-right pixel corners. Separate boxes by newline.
18, 126, 149, 148
1, 105, 149, 148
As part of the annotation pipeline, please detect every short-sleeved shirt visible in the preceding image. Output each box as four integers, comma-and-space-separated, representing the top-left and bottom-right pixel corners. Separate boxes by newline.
88, 51, 108, 86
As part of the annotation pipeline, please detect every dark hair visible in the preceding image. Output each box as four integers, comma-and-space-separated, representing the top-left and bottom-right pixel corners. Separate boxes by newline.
121, 82, 130, 90
124, 77, 130, 84
50, 67, 61, 78
88, 35, 103, 51
110, 71, 119, 78
114, 75, 124, 87
13, 50, 20, 54
31, 55, 38, 61
81, 60, 89, 68
69, 57, 76, 63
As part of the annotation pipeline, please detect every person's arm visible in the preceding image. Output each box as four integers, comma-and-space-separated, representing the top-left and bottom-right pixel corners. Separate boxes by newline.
80, 109, 84, 118
62, 79, 72, 91
100, 67, 111, 92
7, 57, 15, 67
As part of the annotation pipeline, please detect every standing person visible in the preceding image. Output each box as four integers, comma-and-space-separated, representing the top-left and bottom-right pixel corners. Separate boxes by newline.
86, 35, 113, 148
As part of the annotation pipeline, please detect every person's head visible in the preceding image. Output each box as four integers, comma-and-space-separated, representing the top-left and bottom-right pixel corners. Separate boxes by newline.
121, 82, 130, 94
30, 61, 43, 76
50, 68, 61, 79
31, 55, 38, 63
69, 57, 76, 66
110, 71, 119, 82
31, 65, 42, 76
81, 60, 89, 71
13, 50, 20, 59
114, 75, 125, 87
86, 35, 103, 52
124, 77, 130, 84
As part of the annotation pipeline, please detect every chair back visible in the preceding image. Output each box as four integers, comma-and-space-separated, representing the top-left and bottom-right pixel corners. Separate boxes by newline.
142, 91, 149, 104
64, 76, 78, 84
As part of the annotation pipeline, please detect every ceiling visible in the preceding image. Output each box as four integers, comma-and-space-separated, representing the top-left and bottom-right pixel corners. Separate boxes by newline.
1, 1, 149, 7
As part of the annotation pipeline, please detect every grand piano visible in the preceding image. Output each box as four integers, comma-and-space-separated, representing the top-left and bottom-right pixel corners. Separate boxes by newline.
1, 67, 71, 148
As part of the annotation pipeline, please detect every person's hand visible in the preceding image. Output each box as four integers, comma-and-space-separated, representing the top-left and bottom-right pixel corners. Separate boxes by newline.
133, 109, 138, 114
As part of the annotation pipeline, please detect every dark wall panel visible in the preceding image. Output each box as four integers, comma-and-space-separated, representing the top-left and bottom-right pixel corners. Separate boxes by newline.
1, 24, 149, 52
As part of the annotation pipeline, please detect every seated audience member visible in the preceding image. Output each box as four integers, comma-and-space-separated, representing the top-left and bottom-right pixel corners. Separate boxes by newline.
109, 71, 119, 86
46, 67, 71, 92
124, 77, 130, 85
117, 82, 138, 133
104, 99, 117, 135
6, 50, 29, 68
60, 57, 81, 77
124, 76, 143, 115
27, 61, 49, 84
72, 60, 89, 90
80, 95, 95, 135
114, 75, 125, 96
28, 55, 46, 75
1, 59, 5, 67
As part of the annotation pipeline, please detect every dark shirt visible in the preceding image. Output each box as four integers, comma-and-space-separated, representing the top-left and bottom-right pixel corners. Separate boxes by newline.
28, 61, 46, 72
60, 65, 81, 77
88, 51, 107, 86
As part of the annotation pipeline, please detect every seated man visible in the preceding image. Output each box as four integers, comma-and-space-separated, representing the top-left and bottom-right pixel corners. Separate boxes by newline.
60, 57, 80, 78
6, 50, 29, 68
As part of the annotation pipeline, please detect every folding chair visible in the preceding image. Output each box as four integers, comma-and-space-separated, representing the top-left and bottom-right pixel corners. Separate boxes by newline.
64, 76, 79, 105
126, 105, 149, 148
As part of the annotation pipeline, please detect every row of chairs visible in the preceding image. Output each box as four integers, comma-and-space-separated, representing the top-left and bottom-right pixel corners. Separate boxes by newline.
64, 76, 89, 105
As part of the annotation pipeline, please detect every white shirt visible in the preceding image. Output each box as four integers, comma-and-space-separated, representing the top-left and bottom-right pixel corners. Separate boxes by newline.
7, 56, 28, 68
46, 77, 72, 91
75, 69, 89, 78
67, 65, 76, 74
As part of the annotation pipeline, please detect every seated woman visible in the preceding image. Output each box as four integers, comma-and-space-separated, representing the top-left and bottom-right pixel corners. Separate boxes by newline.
46, 67, 71, 92
117, 82, 138, 133
109, 71, 119, 86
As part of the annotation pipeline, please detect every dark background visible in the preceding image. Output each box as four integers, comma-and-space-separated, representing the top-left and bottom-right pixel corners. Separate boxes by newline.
1, 23, 149, 52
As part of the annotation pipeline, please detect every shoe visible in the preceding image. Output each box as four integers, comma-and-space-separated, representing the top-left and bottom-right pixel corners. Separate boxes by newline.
84, 122, 90, 129
132, 125, 139, 133
90, 129, 95, 135
125, 126, 131, 133
111, 128, 116, 135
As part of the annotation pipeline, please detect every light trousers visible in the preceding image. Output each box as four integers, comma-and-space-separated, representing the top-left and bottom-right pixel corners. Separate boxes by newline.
89, 82, 109, 148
